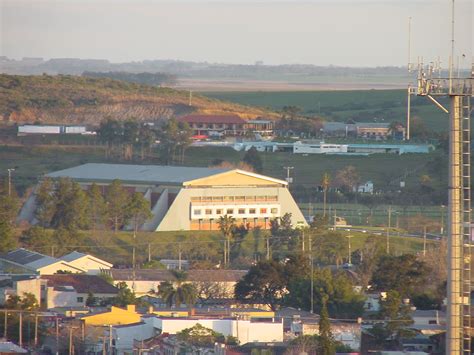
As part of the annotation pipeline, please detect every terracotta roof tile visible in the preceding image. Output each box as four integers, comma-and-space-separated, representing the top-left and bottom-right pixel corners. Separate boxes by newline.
178, 114, 246, 125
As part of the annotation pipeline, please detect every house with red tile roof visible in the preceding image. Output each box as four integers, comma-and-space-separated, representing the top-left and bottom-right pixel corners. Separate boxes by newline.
177, 114, 247, 136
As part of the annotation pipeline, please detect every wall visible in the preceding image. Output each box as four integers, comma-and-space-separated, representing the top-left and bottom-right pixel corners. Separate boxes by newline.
113, 322, 156, 355
37, 262, 84, 275
46, 287, 80, 309
15, 278, 42, 306
152, 318, 283, 343
66, 257, 111, 275
82, 305, 141, 326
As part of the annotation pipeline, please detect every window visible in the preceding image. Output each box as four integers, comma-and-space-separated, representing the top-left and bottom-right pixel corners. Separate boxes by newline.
205, 209, 213, 215
77, 297, 84, 303
271, 208, 278, 214
249, 208, 256, 214
226, 209, 234, 214
216, 209, 223, 215
194, 209, 202, 216
238, 208, 246, 214
260, 208, 267, 214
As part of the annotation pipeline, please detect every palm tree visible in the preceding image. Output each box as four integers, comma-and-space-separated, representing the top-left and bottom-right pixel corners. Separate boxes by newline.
321, 173, 331, 217
157, 270, 197, 308
218, 215, 236, 266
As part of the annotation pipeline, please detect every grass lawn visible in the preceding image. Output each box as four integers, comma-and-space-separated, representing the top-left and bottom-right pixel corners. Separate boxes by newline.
202, 90, 449, 132
16, 228, 434, 267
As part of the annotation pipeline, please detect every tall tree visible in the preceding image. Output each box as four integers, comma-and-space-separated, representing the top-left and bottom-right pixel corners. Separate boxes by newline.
335, 165, 360, 193
35, 177, 56, 227
20, 226, 53, 252
321, 172, 331, 217
0, 218, 16, 252
243, 147, 263, 173
87, 183, 108, 230
50, 178, 89, 230
157, 271, 197, 308
105, 180, 129, 232
125, 192, 152, 232
234, 260, 287, 311
218, 215, 236, 265
319, 296, 335, 355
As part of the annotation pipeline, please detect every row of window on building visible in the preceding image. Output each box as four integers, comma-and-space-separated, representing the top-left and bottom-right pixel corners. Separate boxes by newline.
190, 195, 278, 203
193, 206, 278, 217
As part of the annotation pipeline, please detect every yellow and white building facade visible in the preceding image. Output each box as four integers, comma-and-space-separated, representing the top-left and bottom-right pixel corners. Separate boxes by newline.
32, 163, 308, 231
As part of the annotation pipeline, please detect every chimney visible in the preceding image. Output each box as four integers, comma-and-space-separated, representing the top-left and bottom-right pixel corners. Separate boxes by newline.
126, 305, 136, 312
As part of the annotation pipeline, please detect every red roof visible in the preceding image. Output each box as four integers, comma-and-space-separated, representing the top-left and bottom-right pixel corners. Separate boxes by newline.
178, 114, 246, 124
42, 274, 119, 294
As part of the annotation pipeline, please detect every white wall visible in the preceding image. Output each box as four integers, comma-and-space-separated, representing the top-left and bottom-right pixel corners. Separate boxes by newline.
46, 287, 80, 309
66, 256, 111, 275
113, 322, 155, 355
152, 317, 283, 343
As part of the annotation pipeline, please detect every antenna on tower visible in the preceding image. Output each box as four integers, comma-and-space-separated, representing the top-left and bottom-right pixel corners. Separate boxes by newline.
406, 16, 413, 140
413, 1, 474, 353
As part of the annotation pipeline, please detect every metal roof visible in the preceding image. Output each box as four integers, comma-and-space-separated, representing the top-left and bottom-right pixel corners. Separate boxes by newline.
46, 163, 230, 185
0, 248, 59, 268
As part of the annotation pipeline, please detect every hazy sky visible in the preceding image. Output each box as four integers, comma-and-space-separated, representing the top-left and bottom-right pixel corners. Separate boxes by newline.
1, 0, 472, 67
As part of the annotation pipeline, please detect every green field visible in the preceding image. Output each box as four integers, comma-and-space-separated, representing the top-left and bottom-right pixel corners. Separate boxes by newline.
0, 144, 445, 201
203, 89, 449, 132
18, 228, 434, 267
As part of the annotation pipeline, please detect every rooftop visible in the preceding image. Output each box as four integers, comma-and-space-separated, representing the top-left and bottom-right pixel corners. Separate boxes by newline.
41, 274, 119, 294
178, 114, 246, 125
109, 269, 247, 282
46, 163, 230, 185
0, 248, 60, 270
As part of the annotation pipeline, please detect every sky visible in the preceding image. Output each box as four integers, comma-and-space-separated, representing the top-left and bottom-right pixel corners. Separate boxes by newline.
1, 0, 472, 67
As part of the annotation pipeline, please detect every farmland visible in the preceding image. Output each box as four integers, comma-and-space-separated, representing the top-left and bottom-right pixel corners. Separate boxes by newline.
203, 89, 449, 132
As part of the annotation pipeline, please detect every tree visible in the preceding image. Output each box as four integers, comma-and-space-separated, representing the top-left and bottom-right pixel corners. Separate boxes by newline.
50, 178, 89, 230
20, 226, 53, 251
234, 260, 287, 311
113, 282, 136, 307
242, 147, 263, 173
321, 172, 331, 217
35, 177, 56, 227
5, 293, 39, 310
319, 297, 335, 355
357, 236, 385, 288
157, 118, 192, 164
335, 165, 359, 193
176, 323, 227, 347
218, 215, 236, 265
371, 254, 431, 298
0, 217, 16, 252
86, 292, 98, 307
105, 180, 129, 232
157, 270, 197, 308
125, 192, 152, 232
230, 224, 249, 261
376, 290, 414, 342
87, 183, 108, 230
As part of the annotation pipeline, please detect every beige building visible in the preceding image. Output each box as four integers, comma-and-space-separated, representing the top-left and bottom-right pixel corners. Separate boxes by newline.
60, 251, 113, 275
26, 163, 307, 232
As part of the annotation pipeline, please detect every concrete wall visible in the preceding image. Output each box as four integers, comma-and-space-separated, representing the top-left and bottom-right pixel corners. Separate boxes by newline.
46, 287, 80, 309
157, 186, 307, 231
65, 257, 111, 275
113, 322, 155, 355
152, 317, 283, 343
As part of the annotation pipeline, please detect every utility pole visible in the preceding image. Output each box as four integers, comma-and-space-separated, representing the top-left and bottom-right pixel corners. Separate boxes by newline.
346, 235, 353, 265
189, 90, 193, 106
406, 17, 412, 140
386, 206, 392, 254
4, 310, 7, 339
55, 317, 59, 355
301, 229, 305, 252
283, 166, 294, 184
68, 327, 73, 355
109, 325, 113, 355
34, 312, 38, 347
178, 244, 182, 271
19, 312, 22, 347
147, 243, 151, 263
423, 225, 427, 257
266, 236, 270, 260
309, 233, 314, 314
7, 168, 15, 197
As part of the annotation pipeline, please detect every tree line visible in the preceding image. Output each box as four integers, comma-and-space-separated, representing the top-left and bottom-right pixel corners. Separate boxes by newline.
97, 117, 193, 164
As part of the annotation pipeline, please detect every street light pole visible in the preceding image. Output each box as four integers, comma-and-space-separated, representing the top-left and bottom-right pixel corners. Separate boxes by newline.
346, 235, 353, 265
7, 168, 15, 197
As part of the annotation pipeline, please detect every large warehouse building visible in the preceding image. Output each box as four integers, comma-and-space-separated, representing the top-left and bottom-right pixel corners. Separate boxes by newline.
21, 163, 307, 231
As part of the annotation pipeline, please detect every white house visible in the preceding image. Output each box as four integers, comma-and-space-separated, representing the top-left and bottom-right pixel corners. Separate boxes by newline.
0, 249, 85, 275
60, 251, 113, 275
150, 316, 283, 344
357, 181, 374, 194
41, 274, 118, 309
0, 275, 42, 306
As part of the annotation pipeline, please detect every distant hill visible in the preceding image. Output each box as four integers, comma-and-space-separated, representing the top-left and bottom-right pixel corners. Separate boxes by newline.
0, 74, 276, 125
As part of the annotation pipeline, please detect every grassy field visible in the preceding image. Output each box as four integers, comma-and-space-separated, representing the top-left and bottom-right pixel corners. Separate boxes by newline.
203, 89, 449, 132
17, 228, 435, 267
1, 144, 444, 199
